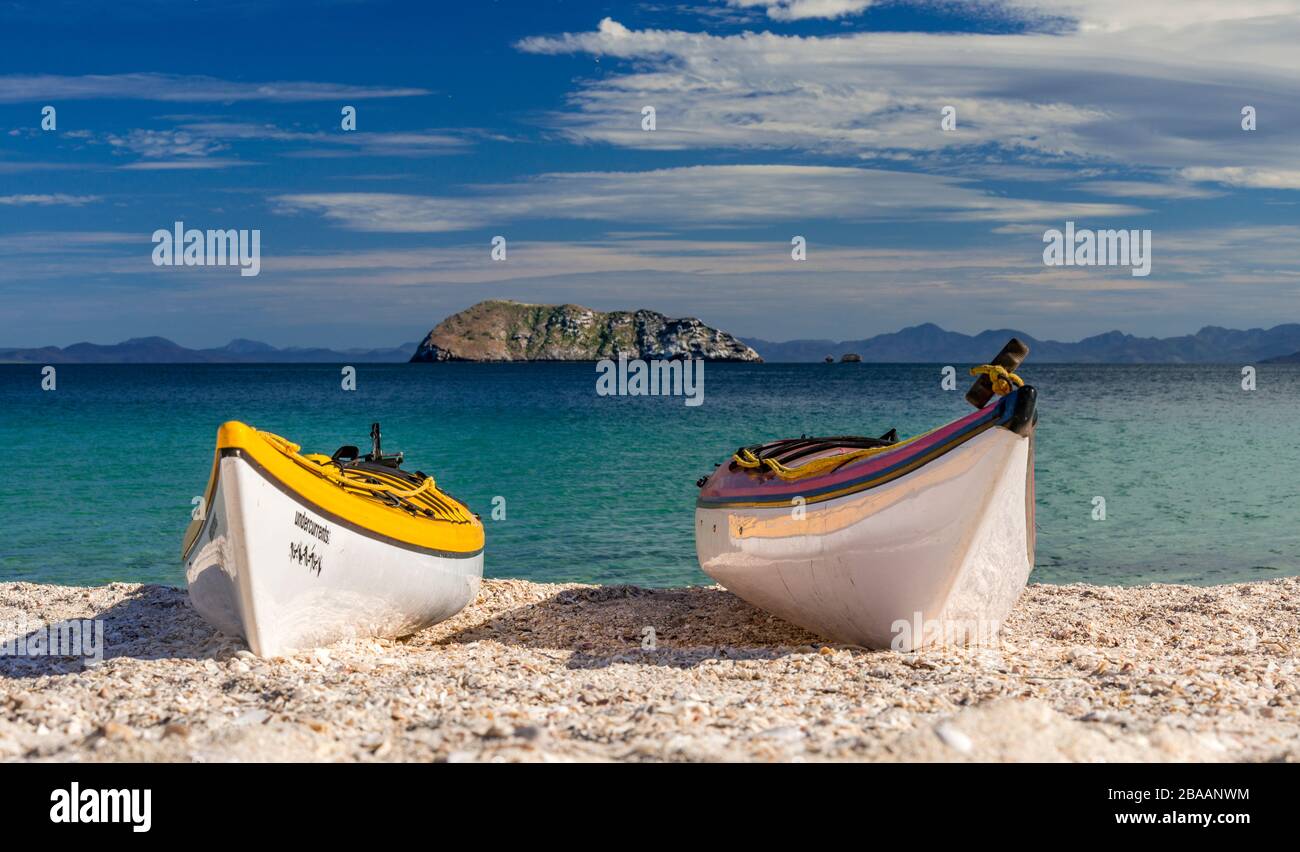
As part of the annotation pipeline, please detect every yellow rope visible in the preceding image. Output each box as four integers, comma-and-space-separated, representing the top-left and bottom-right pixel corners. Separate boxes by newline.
730, 426, 944, 482
727, 364, 1022, 482
758, 430, 932, 481
258, 430, 436, 500
969, 363, 1023, 396
728, 363, 1023, 482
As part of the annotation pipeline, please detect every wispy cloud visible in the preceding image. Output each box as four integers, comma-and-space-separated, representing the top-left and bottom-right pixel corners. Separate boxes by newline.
1180, 167, 1300, 191
275, 164, 1146, 232
0, 231, 138, 251
1075, 180, 1221, 199
13, 226, 1297, 342
724, 0, 875, 21
0, 73, 430, 103
5, 221, 1298, 342
176, 122, 471, 156
117, 159, 259, 171
107, 128, 227, 159
517, 12, 1300, 196
28, 120, 470, 172
991, 0, 1300, 32
0, 161, 88, 173
0, 194, 101, 206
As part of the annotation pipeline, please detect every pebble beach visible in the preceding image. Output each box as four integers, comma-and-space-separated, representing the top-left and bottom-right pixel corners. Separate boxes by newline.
2, 577, 1299, 763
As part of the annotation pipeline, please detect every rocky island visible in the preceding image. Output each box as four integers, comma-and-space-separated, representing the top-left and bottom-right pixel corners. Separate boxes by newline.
409, 300, 762, 362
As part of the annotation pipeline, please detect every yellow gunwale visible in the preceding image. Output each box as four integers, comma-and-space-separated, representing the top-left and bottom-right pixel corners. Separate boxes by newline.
181, 421, 484, 559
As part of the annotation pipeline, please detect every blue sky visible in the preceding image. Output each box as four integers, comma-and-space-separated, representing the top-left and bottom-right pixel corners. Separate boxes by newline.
2, 0, 1298, 348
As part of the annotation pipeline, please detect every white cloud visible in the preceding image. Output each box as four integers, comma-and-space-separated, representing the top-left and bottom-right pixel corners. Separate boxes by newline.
175, 122, 470, 156
517, 15, 1300, 187
1075, 180, 1221, 199
993, 0, 1300, 33
0, 231, 137, 251
726, 0, 875, 21
0, 194, 101, 206
0, 73, 429, 103
715, 0, 1300, 30
6, 224, 1299, 341
0, 161, 86, 173
257, 240, 1031, 284
275, 164, 1146, 232
117, 159, 258, 171
1180, 167, 1300, 190
107, 129, 226, 159
52, 122, 468, 172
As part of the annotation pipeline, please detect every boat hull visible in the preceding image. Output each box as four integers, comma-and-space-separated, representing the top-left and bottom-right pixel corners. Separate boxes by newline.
695, 421, 1034, 650
185, 451, 482, 657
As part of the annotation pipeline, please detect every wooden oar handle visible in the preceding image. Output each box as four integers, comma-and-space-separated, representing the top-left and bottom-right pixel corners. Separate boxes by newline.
965, 338, 1030, 408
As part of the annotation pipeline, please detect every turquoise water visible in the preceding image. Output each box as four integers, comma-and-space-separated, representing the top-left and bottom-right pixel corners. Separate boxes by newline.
2, 363, 1298, 588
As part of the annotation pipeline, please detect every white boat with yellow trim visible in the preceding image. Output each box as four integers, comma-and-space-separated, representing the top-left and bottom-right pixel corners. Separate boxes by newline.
694, 340, 1037, 650
182, 421, 484, 657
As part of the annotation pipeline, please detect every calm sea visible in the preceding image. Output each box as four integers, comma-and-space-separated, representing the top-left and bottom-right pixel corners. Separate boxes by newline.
2, 362, 1297, 588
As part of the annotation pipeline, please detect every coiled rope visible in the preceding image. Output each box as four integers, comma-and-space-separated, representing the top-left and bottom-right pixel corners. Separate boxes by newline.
728, 364, 1022, 481
258, 431, 436, 500
969, 363, 1024, 396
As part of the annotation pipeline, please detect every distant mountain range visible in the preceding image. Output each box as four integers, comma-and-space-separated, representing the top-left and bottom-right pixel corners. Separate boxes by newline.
744, 323, 1300, 363
6, 322, 1300, 364
0, 337, 418, 364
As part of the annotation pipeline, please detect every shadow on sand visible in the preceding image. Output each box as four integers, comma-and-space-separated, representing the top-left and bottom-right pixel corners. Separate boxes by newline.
4, 582, 848, 676
1, 584, 234, 678
433, 584, 843, 670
